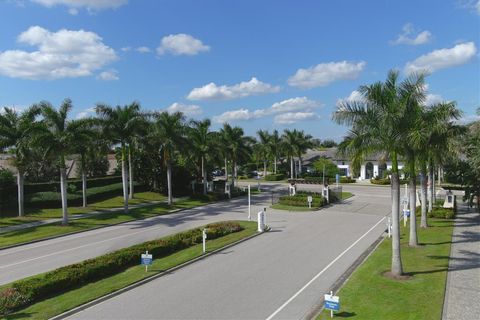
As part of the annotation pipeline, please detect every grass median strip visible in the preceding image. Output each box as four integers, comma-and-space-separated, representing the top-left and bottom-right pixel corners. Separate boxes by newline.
0, 197, 210, 248
1, 221, 257, 320
316, 218, 454, 320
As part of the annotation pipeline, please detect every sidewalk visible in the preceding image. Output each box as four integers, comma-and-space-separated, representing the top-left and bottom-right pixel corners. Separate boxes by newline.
442, 202, 480, 320
0, 199, 178, 234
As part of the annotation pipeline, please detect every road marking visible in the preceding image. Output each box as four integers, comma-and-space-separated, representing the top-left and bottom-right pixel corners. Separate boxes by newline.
265, 216, 386, 320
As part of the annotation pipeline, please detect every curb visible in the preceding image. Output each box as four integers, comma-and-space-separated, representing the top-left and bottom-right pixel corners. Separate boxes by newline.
0, 195, 248, 251
306, 230, 387, 319
49, 230, 264, 320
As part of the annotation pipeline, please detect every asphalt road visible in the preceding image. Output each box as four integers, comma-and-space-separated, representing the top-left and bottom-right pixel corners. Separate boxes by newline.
63, 184, 392, 320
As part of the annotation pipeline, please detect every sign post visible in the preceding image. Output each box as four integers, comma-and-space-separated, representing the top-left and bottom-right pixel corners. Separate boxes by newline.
257, 208, 265, 232
141, 251, 153, 272
256, 176, 261, 192
324, 291, 340, 318
307, 195, 313, 209
335, 174, 339, 188
202, 229, 207, 253
248, 185, 251, 221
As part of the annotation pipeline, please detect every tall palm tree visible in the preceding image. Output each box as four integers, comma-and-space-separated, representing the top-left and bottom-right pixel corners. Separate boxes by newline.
188, 119, 215, 195
294, 130, 314, 175
333, 70, 422, 276
282, 129, 299, 179
269, 129, 281, 174
220, 124, 253, 189
257, 130, 270, 178
150, 112, 186, 204
37, 99, 92, 225
0, 106, 41, 217
95, 102, 144, 213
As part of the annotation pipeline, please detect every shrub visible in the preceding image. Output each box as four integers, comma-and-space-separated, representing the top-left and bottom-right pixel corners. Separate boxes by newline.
0, 168, 15, 189
278, 192, 325, 208
340, 176, 356, 183
0, 222, 244, 315
370, 177, 391, 185
23, 176, 123, 195
265, 174, 285, 181
429, 207, 455, 219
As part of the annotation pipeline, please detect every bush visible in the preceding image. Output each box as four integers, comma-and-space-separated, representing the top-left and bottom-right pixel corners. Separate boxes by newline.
0, 168, 15, 189
340, 176, 356, 183
278, 191, 325, 208
265, 174, 285, 181
370, 177, 391, 185
429, 207, 455, 219
0, 222, 244, 315
23, 176, 123, 195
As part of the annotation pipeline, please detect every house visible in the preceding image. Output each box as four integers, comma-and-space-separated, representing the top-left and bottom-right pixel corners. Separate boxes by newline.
300, 148, 405, 181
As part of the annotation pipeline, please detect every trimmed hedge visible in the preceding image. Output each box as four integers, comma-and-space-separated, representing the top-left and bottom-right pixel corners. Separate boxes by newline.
23, 176, 122, 195
265, 174, 285, 181
340, 177, 356, 183
278, 191, 325, 208
0, 221, 244, 315
370, 178, 391, 185
429, 207, 455, 219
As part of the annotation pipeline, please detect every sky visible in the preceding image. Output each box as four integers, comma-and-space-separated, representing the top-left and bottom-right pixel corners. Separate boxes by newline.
0, 0, 479, 141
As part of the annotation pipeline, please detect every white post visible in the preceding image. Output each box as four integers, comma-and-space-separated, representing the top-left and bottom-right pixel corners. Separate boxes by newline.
248, 185, 251, 221
330, 291, 334, 318
202, 229, 207, 253
387, 217, 391, 238
257, 179, 260, 192
257, 209, 265, 232
145, 250, 149, 272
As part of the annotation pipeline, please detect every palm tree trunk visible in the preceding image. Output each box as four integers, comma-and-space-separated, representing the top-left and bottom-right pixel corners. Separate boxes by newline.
224, 157, 228, 194
167, 161, 173, 205
274, 156, 277, 174
428, 162, 434, 213
121, 145, 129, 213
408, 162, 418, 246
420, 162, 428, 228
290, 157, 294, 179
60, 165, 68, 225
263, 160, 267, 178
202, 156, 207, 195
232, 161, 237, 188
391, 153, 404, 276
17, 171, 25, 217
128, 146, 134, 200
298, 157, 302, 174
82, 170, 87, 208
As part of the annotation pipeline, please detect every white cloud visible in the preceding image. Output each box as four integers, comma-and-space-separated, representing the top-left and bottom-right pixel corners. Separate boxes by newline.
136, 46, 150, 53
187, 77, 280, 101
75, 107, 96, 119
336, 90, 365, 108
404, 42, 477, 75
97, 69, 119, 81
166, 102, 202, 116
121, 46, 131, 52
213, 108, 254, 123
212, 97, 321, 124
0, 26, 117, 80
391, 23, 432, 45
288, 61, 366, 89
274, 112, 320, 124
31, 0, 128, 13
424, 93, 444, 106
157, 34, 210, 56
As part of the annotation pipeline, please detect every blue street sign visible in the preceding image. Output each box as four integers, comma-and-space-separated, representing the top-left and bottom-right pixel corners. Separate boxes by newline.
324, 300, 340, 311
141, 257, 152, 265
335, 174, 340, 183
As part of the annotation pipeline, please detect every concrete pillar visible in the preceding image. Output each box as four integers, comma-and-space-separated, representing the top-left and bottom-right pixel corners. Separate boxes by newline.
360, 164, 366, 180
373, 164, 379, 178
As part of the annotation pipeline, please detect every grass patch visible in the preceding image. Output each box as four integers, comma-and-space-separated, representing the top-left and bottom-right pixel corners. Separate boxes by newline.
0, 197, 209, 248
0, 192, 166, 228
341, 192, 353, 200
3, 221, 257, 320
316, 218, 454, 320
271, 204, 318, 211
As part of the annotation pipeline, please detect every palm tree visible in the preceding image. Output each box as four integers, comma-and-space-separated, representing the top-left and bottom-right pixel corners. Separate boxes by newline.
188, 119, 215, 195
220, 124, 253, 189
95, 102, 144, 213
257, 130, 270, 178
37, 99, 92, 225
282, 129, 299, 179
294, 130, 314, 175
150, 112, 186, 204
0, 106, 41, 217
333, 70, 423, 276
269, 129, 282, 174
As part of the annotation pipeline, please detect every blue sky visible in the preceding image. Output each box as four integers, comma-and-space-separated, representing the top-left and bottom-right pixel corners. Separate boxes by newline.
0, 0, 479, 141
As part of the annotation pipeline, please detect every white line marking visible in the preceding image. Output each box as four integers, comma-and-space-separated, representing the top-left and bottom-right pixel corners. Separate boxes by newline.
265, 216, 386, 320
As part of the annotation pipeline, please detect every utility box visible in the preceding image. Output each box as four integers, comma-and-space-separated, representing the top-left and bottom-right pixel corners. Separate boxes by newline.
443, 191, 455, 208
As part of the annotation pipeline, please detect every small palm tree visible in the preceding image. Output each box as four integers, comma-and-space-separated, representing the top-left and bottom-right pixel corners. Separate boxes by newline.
269, 129, 282, 174
37, 99, 92, 225
294, 130, 314, 175
282, 129, 299, 179
150, 112, 186, 204
188, 119, 215, 195
257, 130, 271, 178
0, 106, 41, 217
95, 102, 144, 213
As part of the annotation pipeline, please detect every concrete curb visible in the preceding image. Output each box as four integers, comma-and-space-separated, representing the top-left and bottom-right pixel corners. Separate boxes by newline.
0, 195, 248, 251
49, 230, 263, 320
306, 230, 387, 319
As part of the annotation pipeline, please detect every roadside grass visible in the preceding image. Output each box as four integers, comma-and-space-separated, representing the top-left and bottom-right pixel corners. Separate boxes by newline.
3, 221, 257, 320
271, 204, 318, 211
0, 192, 166, 228
341, 192, 353, 200
0, 197, 209, 248
316, 218, 454, 320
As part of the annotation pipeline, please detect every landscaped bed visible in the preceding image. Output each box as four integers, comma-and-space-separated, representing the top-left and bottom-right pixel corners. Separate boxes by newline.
0, 221, 258, 319
316, 218, 455, 319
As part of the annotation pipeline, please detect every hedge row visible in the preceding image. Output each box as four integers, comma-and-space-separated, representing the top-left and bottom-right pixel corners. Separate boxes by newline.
265, 174, 285, 181
278, 192, 325, 207
0, 221, 244, 315
340, 177, 356, 183
190, 189, 246, 202
23, 176, 122, 195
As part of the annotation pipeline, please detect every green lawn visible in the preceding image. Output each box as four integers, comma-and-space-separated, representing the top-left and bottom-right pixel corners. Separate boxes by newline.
271, 204, 319, 211
341, 192, 353, 199
316, 218, 454, 320
3, 221, 257, 320
0, 197, 209, 248
0, 192, 167, 228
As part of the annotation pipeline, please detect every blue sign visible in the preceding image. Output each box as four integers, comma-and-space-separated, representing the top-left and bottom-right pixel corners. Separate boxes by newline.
324, 300, 340, 311
141, 257, 152, 265
404, 209, 411, 217
335, 174, 340, 183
